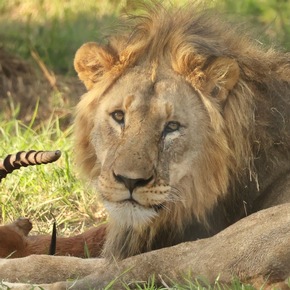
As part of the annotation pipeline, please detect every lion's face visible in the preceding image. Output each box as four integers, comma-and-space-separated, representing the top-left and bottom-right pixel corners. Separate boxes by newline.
90, 66, 208, 228
74, 40, 240, 231
74, 24, 240, 257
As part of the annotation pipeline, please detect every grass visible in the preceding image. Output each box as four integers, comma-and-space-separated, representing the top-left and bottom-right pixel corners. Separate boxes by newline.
219, 0, 290, 49
102, 274, 259, 290
0, 108, 105, 235
1, 0, 289, 76
0, 0, 123, 75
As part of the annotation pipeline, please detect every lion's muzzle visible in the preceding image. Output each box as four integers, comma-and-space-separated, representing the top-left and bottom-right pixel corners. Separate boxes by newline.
113, 173, 154, 194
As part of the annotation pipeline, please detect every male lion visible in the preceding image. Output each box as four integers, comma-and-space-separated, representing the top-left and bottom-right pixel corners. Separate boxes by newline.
73, 2, 290, 260
1, 2, 290, 289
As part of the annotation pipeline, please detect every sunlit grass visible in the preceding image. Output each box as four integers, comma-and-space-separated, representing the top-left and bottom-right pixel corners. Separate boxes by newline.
1, 0, 289, 76
0, 111, 104, 235
104, 275, 259, 290
0, 0, 123, 74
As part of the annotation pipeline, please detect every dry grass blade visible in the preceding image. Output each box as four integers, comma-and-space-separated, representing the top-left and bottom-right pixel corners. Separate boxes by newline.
31, 50, 57, 90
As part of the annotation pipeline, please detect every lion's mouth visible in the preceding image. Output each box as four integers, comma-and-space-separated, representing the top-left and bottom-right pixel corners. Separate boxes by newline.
122, 198, 140, 206
152, 204, 164, 212
121, 198, 164, 212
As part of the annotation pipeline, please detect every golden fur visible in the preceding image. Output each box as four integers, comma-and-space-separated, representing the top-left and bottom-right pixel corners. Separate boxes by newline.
73, 2, 290, 259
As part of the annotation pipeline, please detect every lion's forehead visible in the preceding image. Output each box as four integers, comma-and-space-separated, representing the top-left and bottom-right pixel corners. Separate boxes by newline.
104, 66, 202, 121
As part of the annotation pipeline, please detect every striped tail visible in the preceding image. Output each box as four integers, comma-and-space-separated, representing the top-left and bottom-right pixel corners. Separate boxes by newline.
0, 150, 61, 183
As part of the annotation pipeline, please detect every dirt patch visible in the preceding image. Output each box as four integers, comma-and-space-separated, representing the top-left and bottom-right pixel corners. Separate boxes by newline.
0, 48, 85, 126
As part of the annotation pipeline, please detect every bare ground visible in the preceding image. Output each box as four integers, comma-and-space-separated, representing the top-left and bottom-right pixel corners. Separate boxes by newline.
0, 48, 85, 126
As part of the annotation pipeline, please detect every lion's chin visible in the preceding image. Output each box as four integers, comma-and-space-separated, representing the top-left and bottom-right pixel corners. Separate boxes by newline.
103, 200, 158, 229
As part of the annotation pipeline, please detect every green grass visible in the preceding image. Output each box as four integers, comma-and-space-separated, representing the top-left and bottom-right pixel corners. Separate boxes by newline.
0, 109, 105, 235
0, 0, 122, 75
219, 0, 290, 49
102, 274, 259, 290
1, 0, 289, 76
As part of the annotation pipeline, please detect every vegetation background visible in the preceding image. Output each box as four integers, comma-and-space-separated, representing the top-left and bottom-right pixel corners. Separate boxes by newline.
1, 0, 290, 76
0, 0, 289, 288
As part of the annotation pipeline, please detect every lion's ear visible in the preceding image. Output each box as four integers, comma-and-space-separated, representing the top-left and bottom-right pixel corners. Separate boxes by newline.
74, 42, 117, 90
202, 57, 239, 102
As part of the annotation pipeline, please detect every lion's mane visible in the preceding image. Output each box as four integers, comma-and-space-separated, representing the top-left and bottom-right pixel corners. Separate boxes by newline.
74, 2, 290, 259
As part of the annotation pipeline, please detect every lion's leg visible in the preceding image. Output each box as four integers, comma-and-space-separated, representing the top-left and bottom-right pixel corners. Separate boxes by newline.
2, 205, 290, 289
54, 204, 290, 289
0, 255, 101, 284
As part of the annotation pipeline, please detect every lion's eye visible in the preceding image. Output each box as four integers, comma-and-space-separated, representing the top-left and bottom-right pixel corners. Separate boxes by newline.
111, 110, 125, 124
163, 121, 180, 136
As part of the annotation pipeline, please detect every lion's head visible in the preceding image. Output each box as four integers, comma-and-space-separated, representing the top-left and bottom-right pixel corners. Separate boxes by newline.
74, 3, 290, 259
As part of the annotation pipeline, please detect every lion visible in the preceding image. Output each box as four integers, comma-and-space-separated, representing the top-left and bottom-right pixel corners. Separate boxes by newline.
1, 1, 290, 288
73, 2, 290, 261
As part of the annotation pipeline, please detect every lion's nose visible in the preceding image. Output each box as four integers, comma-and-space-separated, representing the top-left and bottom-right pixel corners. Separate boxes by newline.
113, 173, 153, 194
